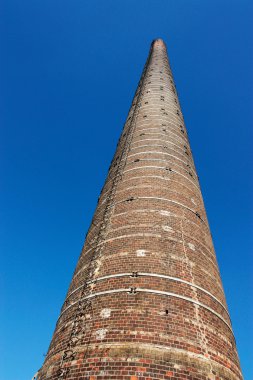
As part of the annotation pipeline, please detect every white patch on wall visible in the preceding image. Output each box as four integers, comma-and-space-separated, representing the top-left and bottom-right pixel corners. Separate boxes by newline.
136, 249, 146, 257
162, 225, 174, 232
159, 210, 171, 216
191, 198, 197, 205
100, 308, 111, 319
95, 328, 108, 340
188, 243, 195, 251
93, 259, 102, 276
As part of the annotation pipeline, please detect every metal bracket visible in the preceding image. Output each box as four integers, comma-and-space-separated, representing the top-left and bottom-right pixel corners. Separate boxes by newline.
128, 287, 137, 295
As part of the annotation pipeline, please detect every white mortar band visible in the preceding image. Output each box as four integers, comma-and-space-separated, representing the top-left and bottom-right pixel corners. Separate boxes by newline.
128, 145, 192, 166
134, 128, 188, 144
123, 165, 200, 191
100, 172, 200, 202
57, 288, 233, 333
133, 125, 188, 141
93, 195, 206, 226
102, 171, 202, 199
65, 272, 228, 317
128, 154, 194, 174
73, 230, 217, 281
91, 190, 208, 231
130, 139, 188, 155
117, 196, 208, 226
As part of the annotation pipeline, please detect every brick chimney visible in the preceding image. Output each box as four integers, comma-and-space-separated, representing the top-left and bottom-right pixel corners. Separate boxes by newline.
37, 39, 242, 380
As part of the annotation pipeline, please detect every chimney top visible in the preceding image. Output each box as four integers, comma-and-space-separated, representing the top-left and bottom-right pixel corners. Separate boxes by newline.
152, 38, 166, 48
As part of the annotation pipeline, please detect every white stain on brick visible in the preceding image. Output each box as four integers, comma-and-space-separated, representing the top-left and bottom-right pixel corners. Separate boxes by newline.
95, 328, 108, 340
136, 249, 146, 257
93, 259, 102, 276
188, 243, 195, 251
159, 210, 171, 216
100, 308, 111, 319
162, 225, 174, 233
191, 197, 197, 205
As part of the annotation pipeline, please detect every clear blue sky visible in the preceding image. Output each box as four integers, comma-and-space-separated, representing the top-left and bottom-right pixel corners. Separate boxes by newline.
1, 1, 252, 379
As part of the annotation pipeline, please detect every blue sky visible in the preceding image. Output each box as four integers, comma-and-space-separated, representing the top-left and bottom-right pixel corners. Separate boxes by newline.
1, 1, 252, 379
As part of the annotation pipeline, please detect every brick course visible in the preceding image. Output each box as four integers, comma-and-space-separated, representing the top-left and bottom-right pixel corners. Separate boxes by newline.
37, 39, 242, 380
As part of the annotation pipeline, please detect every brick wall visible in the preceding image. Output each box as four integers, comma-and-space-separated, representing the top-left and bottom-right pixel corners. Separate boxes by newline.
37, 39, 243, 380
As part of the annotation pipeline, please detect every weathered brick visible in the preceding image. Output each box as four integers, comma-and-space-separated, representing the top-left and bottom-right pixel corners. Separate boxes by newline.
36, 39, 242, 380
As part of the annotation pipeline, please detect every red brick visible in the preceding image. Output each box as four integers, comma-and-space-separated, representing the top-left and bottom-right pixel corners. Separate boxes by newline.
36, 38, 242, 380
